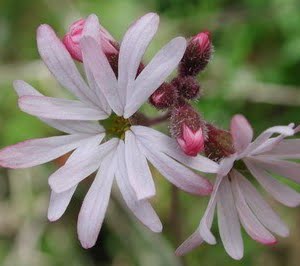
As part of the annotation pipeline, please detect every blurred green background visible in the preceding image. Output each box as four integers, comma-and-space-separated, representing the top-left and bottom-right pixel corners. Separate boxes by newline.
1, 0, 300, 265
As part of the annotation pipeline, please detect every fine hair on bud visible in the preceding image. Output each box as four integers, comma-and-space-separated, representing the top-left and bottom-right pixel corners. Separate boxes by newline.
179, 31, 213, 77
172, 76, 201, 100
149, 83, 178, 109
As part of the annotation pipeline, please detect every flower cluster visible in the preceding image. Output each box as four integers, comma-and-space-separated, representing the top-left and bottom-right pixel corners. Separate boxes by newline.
0, 11, 299, 261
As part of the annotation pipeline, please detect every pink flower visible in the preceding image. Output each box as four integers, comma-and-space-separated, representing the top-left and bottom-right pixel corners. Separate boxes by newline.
63, 18, 118, 61
177, 124, 204, 156
177, 114, 300, 260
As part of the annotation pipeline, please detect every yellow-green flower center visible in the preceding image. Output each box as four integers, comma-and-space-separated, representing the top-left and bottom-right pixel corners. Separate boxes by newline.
101, 114, 131, 139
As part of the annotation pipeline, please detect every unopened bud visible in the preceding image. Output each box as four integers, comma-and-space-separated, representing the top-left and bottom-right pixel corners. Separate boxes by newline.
204, 124, 235, 161
170, 103, 206, 156
63, 18, 118, 62
149, 83, 178, 109
172, 76, 201, 100
179, 31, 212, 76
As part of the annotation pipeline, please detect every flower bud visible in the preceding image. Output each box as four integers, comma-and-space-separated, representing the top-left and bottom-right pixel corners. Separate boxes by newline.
170, 103, 206, 156
149, 83, 178, 109
63, 18, 118, 62
179, 31, 212, 77
172, 76, 201, 100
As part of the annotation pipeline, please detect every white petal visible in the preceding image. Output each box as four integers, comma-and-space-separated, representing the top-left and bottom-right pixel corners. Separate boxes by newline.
0, 134, 98, 168
118, 13, 159, 106
237, 171, 289, 237
265, 139, 300, 159
217, 177, 243, 260
80, 36, 123, 115
138, 141, 213, 195
252, 157, 300, 183
49, 138, 118, 193
244, 159, 300, 207
124, 37, 186, 118
47, 135, 104, 221
231, 171, 277, 245
132, 126, 219, 173
175, 230, 204, 256
116, 141, 162, 232
77, 152, 117, 249
37, 24, 98, 107
125, 131, 156, 200
19, 95, 108, 120
82, 15, 111, 114
14, 80, 104, 134
230, 114, 253, 153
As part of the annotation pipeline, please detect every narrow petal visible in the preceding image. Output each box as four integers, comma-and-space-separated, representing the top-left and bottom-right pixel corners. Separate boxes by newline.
245, 159, 300, 207
138, 141, 213, 195
217, 177, 243, 260
237, 171, 289, 237
230, 114, 253, 153
231, 171, 277, 245
116, 141, 162, 232
19, 95, 108, 120
49, 138, 118, 193
265, 139, 300, 159
175, 230, 204, 256
14, 80, 104, 134
77, 152, 117, 248
132, 126, 219, 173
80, 36, 123, 115
47, 135, 104, 221
37, 24, 97, 107
0, 134, 98, 168
124, 131, 156, 200
124, 37, 187, 118
118, 13, 159, 106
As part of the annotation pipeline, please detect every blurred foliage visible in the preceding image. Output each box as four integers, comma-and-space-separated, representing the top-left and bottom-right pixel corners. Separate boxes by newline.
0, 0, 300, 265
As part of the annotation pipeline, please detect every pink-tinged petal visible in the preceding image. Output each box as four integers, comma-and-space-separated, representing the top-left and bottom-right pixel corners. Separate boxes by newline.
237, 171, 289, 237
19, 95, 108, 121
124, 37, 186, 118
230, 114, 253, 153
231, 171, 277, 245
77, 152, 117, 249
131, 126, 219, 173
265, 139, 300, 159
252, 157, 300, 183
244, 125, 294, 156
217, 177, 243, 260
138, 140, 213, 196
175, 230, 204, 256
218, 155, 236, 176
124, 131, 156, 200
0, 134, 97, 169
14, 80, 104, 134
47, 134, 104, 221
118, 13, 159, 106
49, 138, 118, 193
244, 159, 300, 207
116, 141, 162, 232
80, 36, 123, 115
37, 24, 98, 107
199, 174, 224, 244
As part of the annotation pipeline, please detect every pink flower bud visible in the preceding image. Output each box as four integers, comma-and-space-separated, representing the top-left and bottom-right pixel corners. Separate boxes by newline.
177, 124, 205, 156
170, 102, 206, 156
149, 83, 178, 109
172, 76, 201, 100
179, 31, 213, 76
63, 18, 118, 62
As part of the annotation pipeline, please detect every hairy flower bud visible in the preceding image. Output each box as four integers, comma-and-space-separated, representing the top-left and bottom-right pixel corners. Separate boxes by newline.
63, 18, 118, 62
204, 124, 235, 161
172, 76, 201, 100
170, 103, 205, 156
149, 83, 178, 109
179, 31, 212, 76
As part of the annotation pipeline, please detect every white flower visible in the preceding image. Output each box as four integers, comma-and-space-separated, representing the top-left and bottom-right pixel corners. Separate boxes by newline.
176, 114, 300, 260
0, 13, 219, 248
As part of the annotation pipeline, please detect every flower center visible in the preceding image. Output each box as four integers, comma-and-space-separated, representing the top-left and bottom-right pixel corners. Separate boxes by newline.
101, 114, 131, 139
